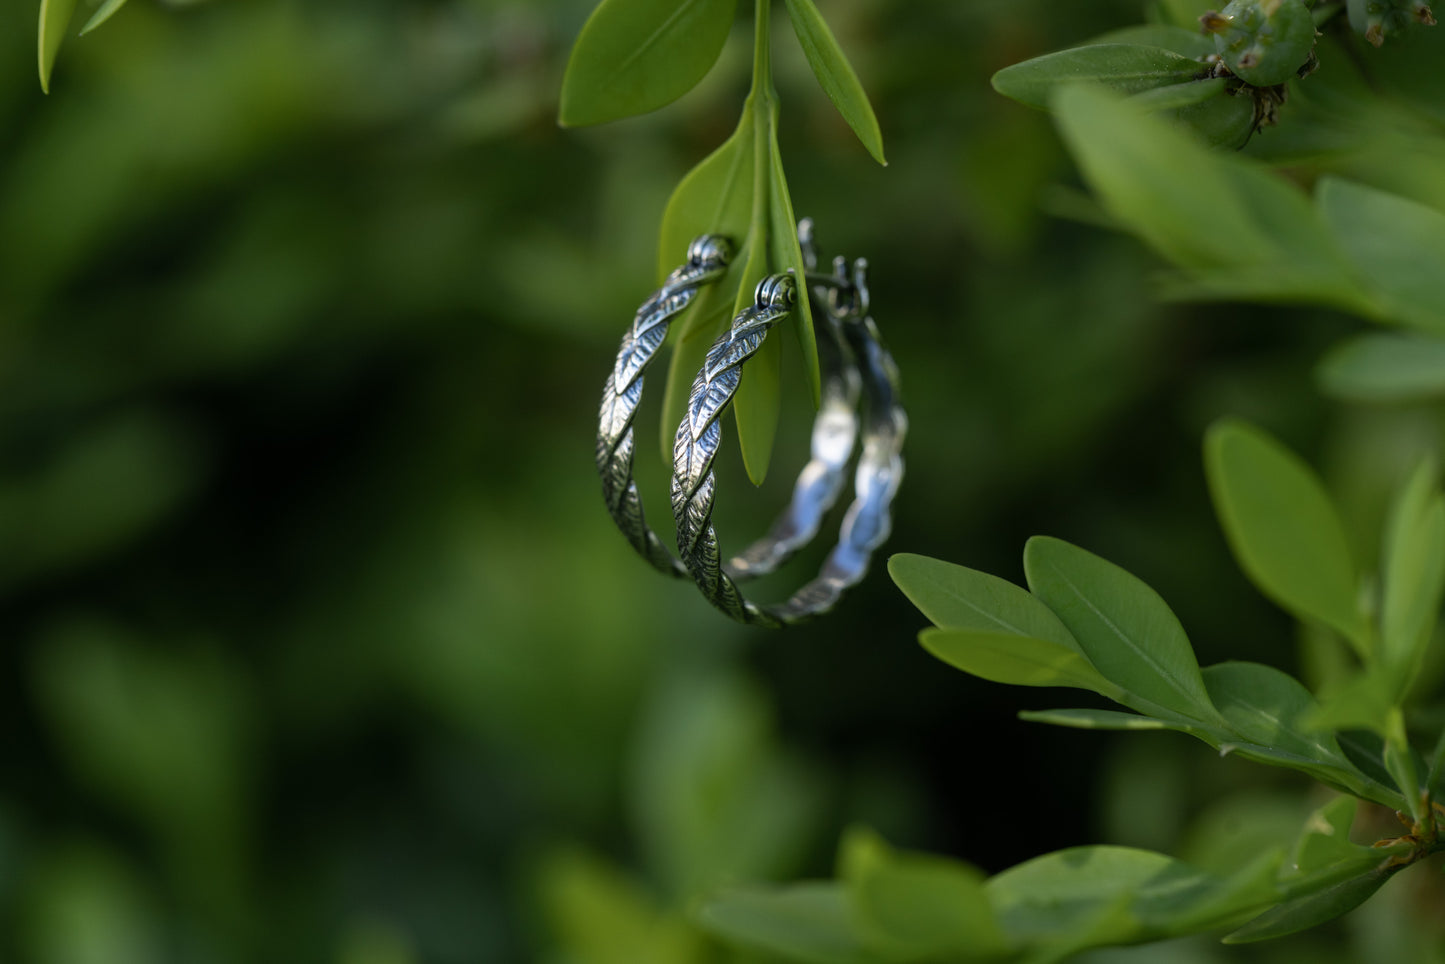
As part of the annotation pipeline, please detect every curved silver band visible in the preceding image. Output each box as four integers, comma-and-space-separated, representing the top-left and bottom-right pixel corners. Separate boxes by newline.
599, 233, 865, 581
670, 222, 906, 626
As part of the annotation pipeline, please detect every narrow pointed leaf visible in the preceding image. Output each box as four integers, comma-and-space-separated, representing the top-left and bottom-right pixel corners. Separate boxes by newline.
1317, 178, 1445, 334
1019, 708, 1188, 733
1023, 536, 1220, 725
889, 554, 1080, 651
38, 0, 79, 94
919, 629, 1121, 697
993, 45, 1207, 110
729, 233, 780, 484
79, 0, 130, 35
1205, 419, 1370, 656
657, 111, 755, 461
768, 120, 820, 406
782, 0, 885, 164
559, 0, 738, 127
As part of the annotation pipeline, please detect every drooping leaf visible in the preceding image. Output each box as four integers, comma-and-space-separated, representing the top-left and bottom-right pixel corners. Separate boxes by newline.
1223, 861, 1400, 944
657, 110, 755, 461
1204, 419, 1371, 656
768, 118, 820, 407
1317, 178, 1445, 334
1317, 333, 1445, 402
782, 0, 885, 164
919, 629, 1122, 696
993, 45, 1207, 109
889, 553, 1080, 651
1379, 459, 1445, 700
1022, 536, 1221, 726
839, 827, 1010, 961
729, 233, 782, 485
38, 0, 79, 94
79, 0, 131, 35
559, 0, 738, 127
695, 883, 867, 964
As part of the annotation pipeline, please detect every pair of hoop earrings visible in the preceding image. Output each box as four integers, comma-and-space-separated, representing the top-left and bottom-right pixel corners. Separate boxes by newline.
597, 219, 905, 627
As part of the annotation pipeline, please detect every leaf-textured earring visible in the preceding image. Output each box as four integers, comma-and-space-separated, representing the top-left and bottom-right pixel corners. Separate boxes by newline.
670, 221, 906, 626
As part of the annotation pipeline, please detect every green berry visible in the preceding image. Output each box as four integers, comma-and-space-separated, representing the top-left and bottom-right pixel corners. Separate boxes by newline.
1201, 0, 1317, 87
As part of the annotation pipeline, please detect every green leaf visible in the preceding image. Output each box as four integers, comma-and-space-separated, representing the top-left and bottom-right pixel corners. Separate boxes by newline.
993, 45, 1207, 110
987, 846, 1281, 949
839, 827, 1011, 961
1427, 727, 1445, 801
1223, 862, 1400, 944
1127, 77, 1227, 111
79, 0, 130, 35
1202, 662, 1352, 772
729, 235, 782, 485
1049, 85, 1369, 312
656, 110, 756, 461
1018, 708, 1185, 733
1291, 797, 1370, 877
695, 883, 867, 964
1317, 333, 1445, 403
535, 848, 703, 962
919, 629, 1121, 696
38, 0, 79, 94
1204, 418, 1371, 657
1022, 536, 1221, 726
1084, 24, 1218, 57
888, 553, 1080, 651
768, 119, 821, 408
559, 0, 738, 127
1379, 459, 1445, 700
1317, 178, 1445, 334
782, 0, 885, 164
1308, 671, 1396, 735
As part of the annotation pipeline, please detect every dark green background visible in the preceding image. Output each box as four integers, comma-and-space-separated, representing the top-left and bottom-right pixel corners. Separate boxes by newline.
2, 1, 1439, 961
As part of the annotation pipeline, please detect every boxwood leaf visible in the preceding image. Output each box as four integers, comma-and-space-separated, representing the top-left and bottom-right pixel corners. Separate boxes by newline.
1379, 460, 1445, 700
1317, 178, 1445, 334
889, 553, 1080, 651
695, 882, 867, 964
992, 45, 1206, 110
1202, 662, 1352, 771
1023, 536, 1221, 726
38, 0, 78, 94
782, 0, 885, 165
919, 629, 1122, 697
1204, 419, 1371, 657
1317, 333, 1445, 402
559, 0, 737, 127
1127, 77, 1227, 111
1223, 861, 1400, 944
839, 827, 1010, 960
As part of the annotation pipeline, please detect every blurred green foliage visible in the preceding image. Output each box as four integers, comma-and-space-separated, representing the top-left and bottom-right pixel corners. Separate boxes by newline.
7, 1, 1445, 962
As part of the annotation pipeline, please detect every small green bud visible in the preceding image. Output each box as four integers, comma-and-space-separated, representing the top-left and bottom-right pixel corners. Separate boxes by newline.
1200, 0, 1317, 86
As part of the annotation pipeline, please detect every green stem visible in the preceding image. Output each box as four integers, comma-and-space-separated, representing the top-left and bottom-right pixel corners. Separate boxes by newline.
751, 0, 774, 98
747, 0, 777, 267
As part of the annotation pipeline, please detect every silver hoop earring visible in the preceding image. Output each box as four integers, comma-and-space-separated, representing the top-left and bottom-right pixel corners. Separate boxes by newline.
670, 221, 906, 626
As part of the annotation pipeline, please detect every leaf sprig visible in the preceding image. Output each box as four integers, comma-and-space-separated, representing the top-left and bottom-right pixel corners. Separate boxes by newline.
560, 0, 885, 482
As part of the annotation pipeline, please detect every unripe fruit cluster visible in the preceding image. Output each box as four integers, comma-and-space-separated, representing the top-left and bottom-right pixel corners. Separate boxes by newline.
1200, 0, 1316, 87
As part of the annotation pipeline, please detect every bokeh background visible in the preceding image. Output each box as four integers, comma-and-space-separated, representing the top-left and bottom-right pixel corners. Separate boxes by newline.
2, 1, 1441, 962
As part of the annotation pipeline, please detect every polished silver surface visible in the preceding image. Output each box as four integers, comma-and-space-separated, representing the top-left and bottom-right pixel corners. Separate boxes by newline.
597, 235, 732, 577
670, 226, 906, 626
